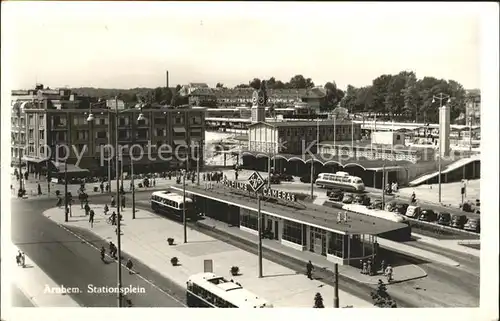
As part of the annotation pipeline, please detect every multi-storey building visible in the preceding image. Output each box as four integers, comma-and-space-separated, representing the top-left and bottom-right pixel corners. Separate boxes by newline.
11, 84, 83, 167
22, 102, 206, 177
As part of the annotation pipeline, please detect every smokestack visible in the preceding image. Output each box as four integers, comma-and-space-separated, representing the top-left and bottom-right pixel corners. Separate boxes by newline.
166, 70, 169, 88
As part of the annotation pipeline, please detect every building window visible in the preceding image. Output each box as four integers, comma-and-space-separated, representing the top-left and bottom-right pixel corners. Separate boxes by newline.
327, 232, 344, 258
52, 115, 67, 127
96, 131, 107, 139
39, 130, 45, 140
28, 129, 34, 140
282, 219, 303, 245
240, 209, 258, 231
118, 130, 130, 140
154, 117, 165, 125
137, 118, 148, 126
39, 115, 44, 124
137, 129, 148, 139
118, 116, 129, 126
174, 116, 184, 124
76, 130, 88, 140
191, 116, 202, 125
73, 116, 87, 126
56, 132, 67, 142
156, 128, 165, 136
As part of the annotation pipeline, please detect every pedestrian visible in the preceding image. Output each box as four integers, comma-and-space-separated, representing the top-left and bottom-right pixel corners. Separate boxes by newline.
367, 260, 372, 276
121, 195, 126, 209
109, 242, 116, 259
85, 201, 90, 216
111, 212, 117, 225
202, 173, 206, 181
306, 260, 314, 280
37, 183, 42, 196
380, 260, 385, 275
100, 246, 106, 262
111, 196, 116, 207
100, 182, 104, 193
362, 261, 367, 274
104, 204, 109, 215
153, 178, 156, 187
106, 183, 110, 192
126, 258, 134, 274
385, 265, 393, 283
89, 209, 95, 228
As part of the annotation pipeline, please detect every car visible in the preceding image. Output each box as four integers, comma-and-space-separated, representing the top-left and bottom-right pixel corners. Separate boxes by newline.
368, 199, 383, 210
354, 194, 370, 206
418, 209, 438, 222
464, 218, 480, 233
326, 189, 344, 201
437, 212, 452, 226
450, 214, 468, 229
300, 175, 318, 183
277, 173, 294, 182
264, 176, 281, 185
342, 193, 354, 204
392, 203, 409, 215
405, 205, 421, 218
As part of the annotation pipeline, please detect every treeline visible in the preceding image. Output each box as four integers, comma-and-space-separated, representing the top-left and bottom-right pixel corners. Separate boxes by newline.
340, 71, 469, 123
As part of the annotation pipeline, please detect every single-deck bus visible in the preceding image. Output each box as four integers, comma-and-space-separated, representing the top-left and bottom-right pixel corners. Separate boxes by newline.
315, 171, 365, 192
150, 191, 197, 221
186, 272, 273, 308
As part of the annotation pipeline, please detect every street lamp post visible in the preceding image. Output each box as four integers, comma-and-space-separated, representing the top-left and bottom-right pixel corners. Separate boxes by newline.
131, 157, 136, 219
310, 119, 320, 199
196, 142, 201, 186
182, 169, 187, 243
15, 104, 24, 194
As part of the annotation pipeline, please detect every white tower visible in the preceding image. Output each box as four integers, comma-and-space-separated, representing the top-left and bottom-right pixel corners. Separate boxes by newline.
439, 105, 450, 157
251, 82, 267, 123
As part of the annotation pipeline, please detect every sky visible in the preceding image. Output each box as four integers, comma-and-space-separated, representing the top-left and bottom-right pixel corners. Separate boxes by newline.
1, 2, 489, 91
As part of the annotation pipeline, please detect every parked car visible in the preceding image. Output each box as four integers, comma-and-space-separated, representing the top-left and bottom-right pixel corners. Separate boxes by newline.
264, 175, 281, 185
327, 189, 344, 201
405, 205, 421, 218
300, 175, 318, 184
464, 217, 480, 233
354, 194, 370, 206
368, 199, 383, 210
342, 193, 354, 204
450, 214, 468, 229
277, 173, 294, 182
418, 209, 438, 222
392, 203, 409, 215
437, 212, 452, 226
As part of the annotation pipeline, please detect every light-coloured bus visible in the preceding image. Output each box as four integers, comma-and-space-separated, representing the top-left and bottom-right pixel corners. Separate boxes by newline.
186, 272, 273, 308
150, 191, 197, 221
315, 171, 365, 192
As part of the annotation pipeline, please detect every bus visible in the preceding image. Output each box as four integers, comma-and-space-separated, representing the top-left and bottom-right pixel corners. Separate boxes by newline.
150, 191, 197, 221
315, 171, 365, 192
186, 273, 273, 308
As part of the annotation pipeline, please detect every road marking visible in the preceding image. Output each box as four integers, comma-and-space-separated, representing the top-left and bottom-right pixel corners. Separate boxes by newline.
51, 221, 186, 307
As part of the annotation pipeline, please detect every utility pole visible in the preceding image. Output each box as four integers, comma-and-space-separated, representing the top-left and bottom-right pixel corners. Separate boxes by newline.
432, 93, 450, 203
310, 119, 319, 199
438, 144, 442, 203
114, 97, 123, 308
183, 171, 187, 243
333, 263, 339, 308
196, 143, 200, 186
257, 192, 263, 278
131, 157, 136, 219
382, 158, 386, 210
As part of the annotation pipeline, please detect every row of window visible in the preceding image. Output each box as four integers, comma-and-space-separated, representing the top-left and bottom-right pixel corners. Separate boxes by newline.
151, 195, 185, 209
187, 284, 237, 308
282, 220, 306, 245
240, 210, 259, 231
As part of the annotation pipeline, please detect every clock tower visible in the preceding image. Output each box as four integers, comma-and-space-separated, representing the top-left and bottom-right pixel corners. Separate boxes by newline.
251, 80, 267, 123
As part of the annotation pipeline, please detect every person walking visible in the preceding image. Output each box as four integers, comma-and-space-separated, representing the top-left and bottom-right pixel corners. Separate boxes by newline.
121, 195, 126, 210
110, 212, 117, 226
84, 201, 90, 216
385, 265, 394, 283
37, 183, 42, 196
89, 209, 95, 228
126, 258, 134, 274
100, 182, 104, 193
306, 260, 314, 280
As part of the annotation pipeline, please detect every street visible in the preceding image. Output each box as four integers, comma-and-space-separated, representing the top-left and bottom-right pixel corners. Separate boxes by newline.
10, 197, 185, 307
10, 187, 479, 307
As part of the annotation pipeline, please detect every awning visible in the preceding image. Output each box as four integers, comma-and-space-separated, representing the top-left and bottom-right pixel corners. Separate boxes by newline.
173, 140, 187, 146
173, 127, 186, 133
22, 156, 49, 164
52, 161, 90, 174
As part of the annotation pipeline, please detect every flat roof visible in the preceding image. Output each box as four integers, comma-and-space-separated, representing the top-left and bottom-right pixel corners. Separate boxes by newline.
170, 185, 407, 236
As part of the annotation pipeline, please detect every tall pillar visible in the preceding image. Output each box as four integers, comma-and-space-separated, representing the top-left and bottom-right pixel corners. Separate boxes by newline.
277, 219, 283, 241
347, 235, 351, 265
439, 105, 451, 157
305, 225, 311, 250
362, 234, 365, 257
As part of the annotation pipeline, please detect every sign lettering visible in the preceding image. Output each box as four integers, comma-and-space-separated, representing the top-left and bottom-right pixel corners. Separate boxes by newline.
223, 179, 297, 202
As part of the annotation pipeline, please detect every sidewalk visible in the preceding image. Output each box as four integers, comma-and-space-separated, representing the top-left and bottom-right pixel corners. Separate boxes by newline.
44, 205, 373, 308
7, 242, 80, 307
196, 217, 427, 285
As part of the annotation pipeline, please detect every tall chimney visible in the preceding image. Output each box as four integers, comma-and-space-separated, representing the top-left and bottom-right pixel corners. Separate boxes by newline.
166, 70, 169, 88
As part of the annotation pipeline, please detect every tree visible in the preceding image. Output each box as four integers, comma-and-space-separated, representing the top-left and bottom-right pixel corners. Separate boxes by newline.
289, 74, 307, 89
305, 77, 315, 88
235, 84, 250, 88
384, 73, 407, 117
267, 77, 276, 89
249, 78, 261, 90
313, 293, 324, 308
355, 86, 373, 113
402, 72, 420, 121
274, 80, 286, 89
371, 74, 393, 114
323, 81, 344, 111
216, 82, 224, 88
341, 85, 358, 112
175, 84, 182, 92
371, 279, 397, 308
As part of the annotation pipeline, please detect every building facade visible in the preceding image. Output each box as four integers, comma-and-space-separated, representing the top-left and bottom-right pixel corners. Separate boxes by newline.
10, 84, 84, 166
465, 90, 480, 126
22, 103, 206, 176
247, 120, 362, 155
